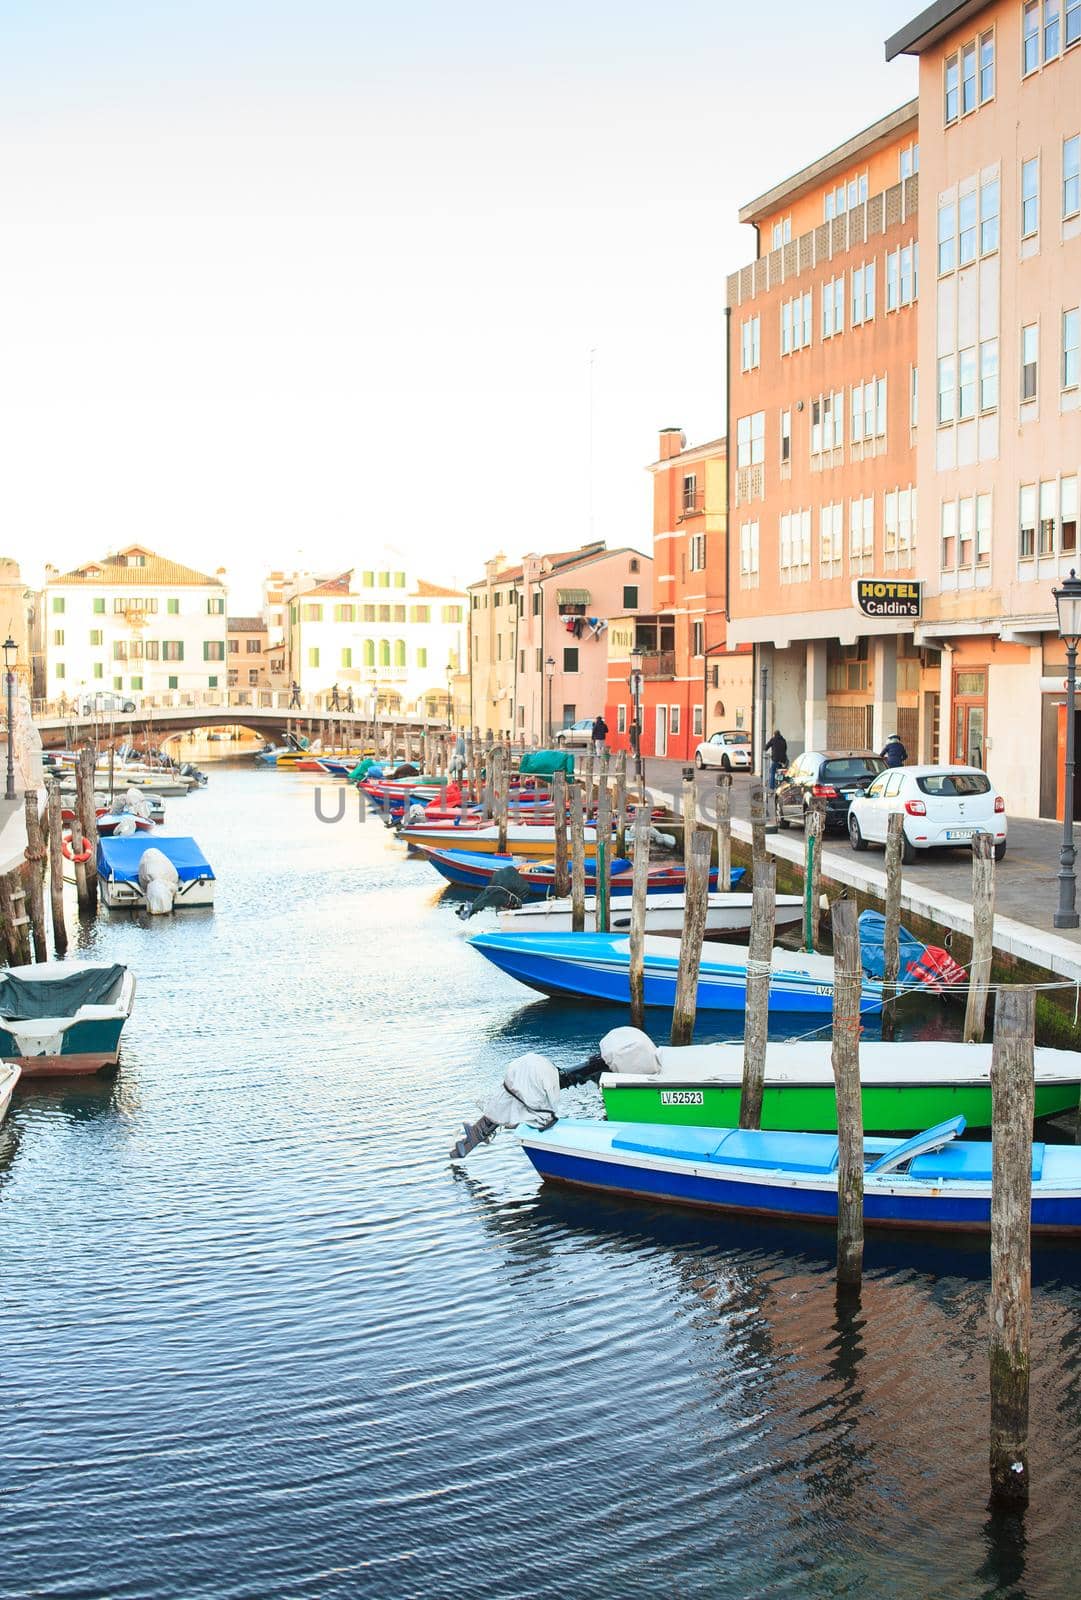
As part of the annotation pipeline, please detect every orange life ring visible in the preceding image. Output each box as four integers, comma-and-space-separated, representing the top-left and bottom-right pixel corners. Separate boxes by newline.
62, 831, 92, 864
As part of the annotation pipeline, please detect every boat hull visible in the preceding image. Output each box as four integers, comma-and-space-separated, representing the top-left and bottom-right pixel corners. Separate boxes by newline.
400, 824, 600, 858
100, 878, 215, 909
421, 847, 737, 898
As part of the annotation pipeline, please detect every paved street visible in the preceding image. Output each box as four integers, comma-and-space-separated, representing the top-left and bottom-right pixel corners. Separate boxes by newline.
641, 757, 1081, 947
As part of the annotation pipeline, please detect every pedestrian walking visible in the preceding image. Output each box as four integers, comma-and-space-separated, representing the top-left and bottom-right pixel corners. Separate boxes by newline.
289, 680, 301, 709
450, 731, 467, 780
764, 728, 789, 790
346, 688, 354, 713
880, 732, 908, 768
329, 683, 341, 711
591, 713, 609, 759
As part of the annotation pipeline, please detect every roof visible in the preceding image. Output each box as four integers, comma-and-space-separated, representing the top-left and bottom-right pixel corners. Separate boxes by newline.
227, 616, 264, 632
647, 436, 726, 473
539, 546, 652, 581
885, 0, 984, 57
414, 578, 466, 598
306, 572, 353, 597
469, 542, 610, 590
738, 100, 919, 225
50, 544, 224, 588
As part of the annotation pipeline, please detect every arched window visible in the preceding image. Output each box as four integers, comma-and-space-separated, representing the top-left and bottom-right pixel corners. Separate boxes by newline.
394, 639, 406, 667
379, 639, 391, 667
362, 639, 375, 667
714, 700, 725, 718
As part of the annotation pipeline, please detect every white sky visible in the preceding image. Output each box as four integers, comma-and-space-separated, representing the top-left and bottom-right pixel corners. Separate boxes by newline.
0, 1, 916, 610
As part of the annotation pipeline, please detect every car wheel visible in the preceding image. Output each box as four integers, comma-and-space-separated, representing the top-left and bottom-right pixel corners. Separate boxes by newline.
695, 752, 704, 769
721, 755, 731, 771
994, 840, 1007, 862
901, 829, 917, 865
849, 814, 867, 852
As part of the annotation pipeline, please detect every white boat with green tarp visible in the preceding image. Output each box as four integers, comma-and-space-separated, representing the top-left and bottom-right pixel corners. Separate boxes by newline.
0, 963, 136, 1075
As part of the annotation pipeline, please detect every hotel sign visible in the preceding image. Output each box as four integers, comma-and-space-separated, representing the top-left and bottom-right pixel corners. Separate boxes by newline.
853, 579, 923, 619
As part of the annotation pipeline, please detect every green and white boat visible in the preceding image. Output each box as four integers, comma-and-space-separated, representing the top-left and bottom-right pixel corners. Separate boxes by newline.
0, 962, 136, 1076
596, 1031, 1081, 1134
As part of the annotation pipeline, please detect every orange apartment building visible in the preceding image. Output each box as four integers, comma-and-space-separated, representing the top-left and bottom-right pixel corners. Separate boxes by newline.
886, 0, 1081, 818
725, 101, 929, 769
605, 431, 753, 763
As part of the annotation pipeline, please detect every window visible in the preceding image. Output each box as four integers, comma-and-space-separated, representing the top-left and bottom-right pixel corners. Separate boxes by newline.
668, 705, 680, 736
692, 621, 704, 656
623, 585, 639, 609
1065, 308, 1080, 388
1062, 476, 1079, 552
130, 676, 143, 691
393, 605, 406, 623
203, 641, 225, 660
958, 346, 977, 419
93, 663, 103, 679
938, 355, 956, 424
771, 217, 792, 249
1046, 0, 1061, 57
207, 597, 225, 614
341, 647, 353, 669
89, 629, 102, 646
689, 535, 706, 572
145, 641, 159, 660
167, 597, 179, 615
899, 142, 920, 179
228, 638, 239, 653
168, 675, 178, 690
443, 604, 463, 623
51, 596, 65, 614
945, 52, 960, 122
959, 190, 977, 263
617, 703, 627, 734
740, 522, 759, 588
394, 572, 406, 588
779, 509, 812, 582
1069, 0, 1081, 48
92, 597, 105, 614
112, 641, 127, 661
162, 641, 184, 661
780, 292, 812, 355
378, 572, 390, 588
851, 377, 887, 442
1024, 0, 1040, 70
335, 603, 357, 623
958, 496, 975, 565
563, 646, 579, 672
1065, 136, 1081, 217
941, 500, 958, 567
780, 410, 791, 464
884, 488, 917, 567
1019, 484, 1037, 558
246, 637, 260, 653
417, 647, 428, 668
886, 242, 918, 309
114, 597, 157, 615
409, 605, 430, 623
248, 669, 259, 686
979, 30, 995, 99
1022, 323, 1039, 400
1022, 158, 1040, 237
693, 705, 703, 738
740, 316, 760, 371
682, 473, 697, 512
851, 262, 875, 325
849, 497, 874, 574
811, 390, 845, 455
736, 412, 765, 467
1039, 480, 1058, 553
822, 276, 844, 338
981, 172, 1000, 253
301, 603, 323, 622
980, 339, 999, 411
52, 629, 64, 646
938, 199, 957, 273
378, 639, 391, 666
961, 40, 977, 114
362, 640, 374, 667
54, 663, 65, 679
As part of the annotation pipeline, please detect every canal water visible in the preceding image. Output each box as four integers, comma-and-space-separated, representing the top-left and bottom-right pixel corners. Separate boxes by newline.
3, 764, 1081, 1600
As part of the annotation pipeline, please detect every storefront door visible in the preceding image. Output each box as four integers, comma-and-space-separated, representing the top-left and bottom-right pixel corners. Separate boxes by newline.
952, 669, 987, 767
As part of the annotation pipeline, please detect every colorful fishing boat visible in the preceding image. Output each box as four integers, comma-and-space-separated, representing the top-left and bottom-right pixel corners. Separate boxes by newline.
0, 963, 136, 1075
595, 1033, 1081, 1132
519, 1115, 1081, 1233
468, 930, 886, 1015
496, 890, 804, 938
420, 846, 742, 897
400, 822, 603, 858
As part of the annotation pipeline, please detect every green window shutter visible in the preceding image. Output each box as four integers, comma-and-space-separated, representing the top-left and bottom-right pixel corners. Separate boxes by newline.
55, 663, 65, 679
379, 640, 390, 666
93, 597, 105, 614
341, 648, 352, 668
394, 639, 406, 667
114, 676, 123, 690
168, 675, 178, 690
363, 640, 374, 667
52, 596, 65, 613
208, 675, 218, 688
130, 676, 143, 690
362, 570, 374, 587
167, 597, 179, 614
417, 647, 427, 668
394, 571, 406, 587
93, 663, 103, 679
309, 647, 319, 668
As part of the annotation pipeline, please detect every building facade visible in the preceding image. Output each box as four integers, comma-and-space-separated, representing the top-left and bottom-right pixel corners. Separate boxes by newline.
887, 0, 1081, 818
725, 102, 926, 768
43, 545, 228, 703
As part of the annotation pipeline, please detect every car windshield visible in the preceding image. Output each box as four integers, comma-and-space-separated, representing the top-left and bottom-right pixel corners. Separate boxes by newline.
916, 773, 991, 796
821, 757, 885, 783
724, 732, 750, 744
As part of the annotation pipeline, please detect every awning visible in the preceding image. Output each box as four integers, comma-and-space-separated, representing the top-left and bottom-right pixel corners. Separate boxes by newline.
557, 588, 590, 606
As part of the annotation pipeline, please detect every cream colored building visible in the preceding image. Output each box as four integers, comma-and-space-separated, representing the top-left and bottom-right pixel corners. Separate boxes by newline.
43, 545, 228, 705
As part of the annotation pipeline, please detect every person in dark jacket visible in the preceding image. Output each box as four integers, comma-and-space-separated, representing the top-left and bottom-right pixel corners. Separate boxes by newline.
880, 733, 908, 768
591, 715, 608, 757
764, 729, 788, 789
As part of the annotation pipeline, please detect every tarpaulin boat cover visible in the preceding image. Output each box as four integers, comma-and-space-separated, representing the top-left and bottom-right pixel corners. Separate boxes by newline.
518, 750, 575, 777
857, 910, 967, 992
0, 964, 126, 1020
96, 836, 215, 884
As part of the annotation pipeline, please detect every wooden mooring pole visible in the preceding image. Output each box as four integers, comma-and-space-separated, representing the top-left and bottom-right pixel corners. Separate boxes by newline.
880, 811, 904, 1040
682, 767, 697, 869
23, 793, 48, 963
670, 831, 712, 1046
739, 857, 776, 1128
988, 984, 1035, 1512
582, 746, 595, 822
629, 805, 650, 1029
74, 747, 99, 914
494, 749, 509, 856
715, 771, 732, 892
46, 783, 68, 956
595, 775, 611, 934
831, 896, 864, 1295
964, 831, 995, 1044
805, 802, 824, 953
552, 771, 570, 898
570, 784, 586, 933
750, 781, 767, 881
614, 750, 627, 859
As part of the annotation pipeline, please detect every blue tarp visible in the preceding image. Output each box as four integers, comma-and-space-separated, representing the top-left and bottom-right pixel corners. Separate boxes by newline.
857, 909, 929, 980
96, 835, 215, 884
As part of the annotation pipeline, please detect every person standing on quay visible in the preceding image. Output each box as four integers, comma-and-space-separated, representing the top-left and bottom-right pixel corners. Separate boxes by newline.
329, 683, 341, 711
880, 732, 908, 767
289, 680, 301, 709
764, 728, 788, 790
591, 713, 608, 759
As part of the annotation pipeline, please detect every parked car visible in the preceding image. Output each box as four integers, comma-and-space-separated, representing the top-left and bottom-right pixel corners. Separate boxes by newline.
775, 750, 886, 833
847, 764, 1007, 863
75, 690, 139, 715
553, 719, 595, 747
694, 730, 754, 771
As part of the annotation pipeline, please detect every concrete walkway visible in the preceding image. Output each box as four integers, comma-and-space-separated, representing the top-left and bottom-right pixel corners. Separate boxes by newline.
641, 759, 1081, 984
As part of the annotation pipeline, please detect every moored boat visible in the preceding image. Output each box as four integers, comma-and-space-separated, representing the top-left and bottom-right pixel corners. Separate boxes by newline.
400, 822, 603, 858
96, 836, 216, 910
0, 1060, 20, 1121
420, 846, 742, 897
496, 890, 804, 938
0, 963, 136, 1075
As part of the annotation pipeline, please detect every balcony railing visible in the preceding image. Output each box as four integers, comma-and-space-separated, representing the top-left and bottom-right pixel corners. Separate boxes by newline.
640, 651, 676, 679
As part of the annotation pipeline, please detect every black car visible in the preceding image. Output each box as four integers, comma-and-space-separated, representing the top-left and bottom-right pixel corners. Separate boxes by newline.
775, 749, 887, 833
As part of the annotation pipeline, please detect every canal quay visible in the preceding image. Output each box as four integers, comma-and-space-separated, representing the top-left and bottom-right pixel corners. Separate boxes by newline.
0, 758, 1079, 1600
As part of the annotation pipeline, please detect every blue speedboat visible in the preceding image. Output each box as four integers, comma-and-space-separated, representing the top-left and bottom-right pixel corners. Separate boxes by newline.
422, 846, 740, 898
520, 1116, 1081, 1234
468, 929, 884, 1015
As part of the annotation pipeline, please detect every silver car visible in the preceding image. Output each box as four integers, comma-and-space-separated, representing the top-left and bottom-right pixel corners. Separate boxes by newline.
554, 719, 596, 747
694, 730, 754, 771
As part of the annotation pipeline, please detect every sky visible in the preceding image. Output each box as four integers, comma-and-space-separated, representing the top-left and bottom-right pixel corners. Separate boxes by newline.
0, 1, 918, 610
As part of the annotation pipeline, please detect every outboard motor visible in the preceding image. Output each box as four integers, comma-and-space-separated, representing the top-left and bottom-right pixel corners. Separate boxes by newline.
450, 1053, 561, 1159
137, 847, 180, 914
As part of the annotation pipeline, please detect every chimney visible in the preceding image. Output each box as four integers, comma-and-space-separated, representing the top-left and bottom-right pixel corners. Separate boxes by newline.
658, 427, 684, 461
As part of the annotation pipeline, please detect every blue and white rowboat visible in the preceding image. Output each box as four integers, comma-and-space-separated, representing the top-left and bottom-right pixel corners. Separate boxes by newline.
468, 930, 885, 1015
520, 1116, 1081, 1233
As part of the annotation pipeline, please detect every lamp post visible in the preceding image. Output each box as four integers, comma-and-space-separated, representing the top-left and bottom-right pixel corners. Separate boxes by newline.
629, 648, 644, 786
544, 655, 555, 745
445, 665, 453, 731
3, 636, 16, 801
1053, 570, 1081, 928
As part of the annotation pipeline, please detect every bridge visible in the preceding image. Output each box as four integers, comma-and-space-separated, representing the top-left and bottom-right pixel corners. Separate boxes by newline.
33, 690, 448, 750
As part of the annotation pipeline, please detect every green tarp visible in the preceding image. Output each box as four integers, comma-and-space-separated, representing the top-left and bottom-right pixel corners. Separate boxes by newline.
0, 964, 126, 1021
518, 750, 576, 778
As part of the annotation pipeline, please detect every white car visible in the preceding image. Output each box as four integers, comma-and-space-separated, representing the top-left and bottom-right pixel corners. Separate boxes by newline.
847, 764, 1007, 863
554, 719, 596, 747
75, 690, 139, 715
694, 730, 754, 771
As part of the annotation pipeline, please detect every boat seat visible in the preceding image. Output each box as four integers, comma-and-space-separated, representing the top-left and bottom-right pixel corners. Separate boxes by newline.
612, 1128, 729, 1162
707, 1129, 840, 1175
908, 1142, 1045, 1183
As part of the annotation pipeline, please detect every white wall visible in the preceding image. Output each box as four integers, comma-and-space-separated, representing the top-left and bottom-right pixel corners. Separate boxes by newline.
44, 582, 228, 700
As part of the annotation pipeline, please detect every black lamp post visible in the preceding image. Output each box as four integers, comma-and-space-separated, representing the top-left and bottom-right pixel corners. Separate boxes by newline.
445, 665, 453, 731
1053, 570, 1081, 929
544, 655, 555, 745
629, 648, 644, 786
3, 636, 16, 801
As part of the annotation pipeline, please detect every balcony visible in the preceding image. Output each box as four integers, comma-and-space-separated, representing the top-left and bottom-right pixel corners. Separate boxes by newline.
640, 651, 676, 679
678, 489, 705, 520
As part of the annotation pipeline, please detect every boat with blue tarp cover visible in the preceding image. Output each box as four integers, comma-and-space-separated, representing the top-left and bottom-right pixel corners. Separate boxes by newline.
519, 1115, 1081, 1232
96, 836, 216, 911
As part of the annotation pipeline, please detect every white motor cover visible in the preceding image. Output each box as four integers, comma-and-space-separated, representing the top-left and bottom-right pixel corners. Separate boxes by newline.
138, 847, 180, 914
649, 828, 676, 850
125, 787, 152, 817
482, 1053, 560, 1128
599, 1026, 661, 1076
113, 814, 138, 836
